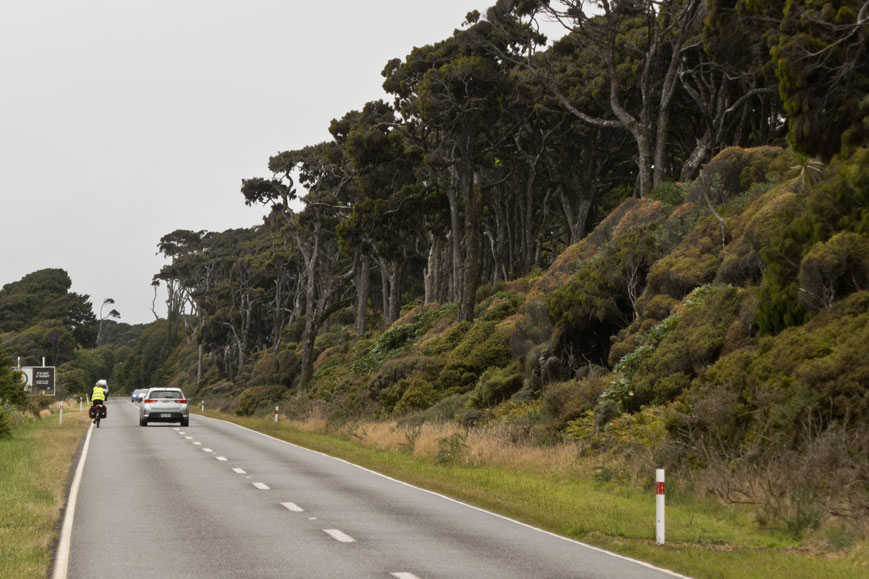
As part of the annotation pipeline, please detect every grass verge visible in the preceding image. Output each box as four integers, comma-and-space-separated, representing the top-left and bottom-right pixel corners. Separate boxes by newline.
198, 409, 867, 579
0, 402, 89, 579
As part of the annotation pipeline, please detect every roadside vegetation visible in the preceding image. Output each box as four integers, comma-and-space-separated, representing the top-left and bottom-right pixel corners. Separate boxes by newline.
200, 408, 868, 578
0, 399, 89, 579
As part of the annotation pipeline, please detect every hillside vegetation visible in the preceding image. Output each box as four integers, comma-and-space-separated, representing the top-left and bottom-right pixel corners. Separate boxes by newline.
111, 145, 867, 550
1, 0, 867, 568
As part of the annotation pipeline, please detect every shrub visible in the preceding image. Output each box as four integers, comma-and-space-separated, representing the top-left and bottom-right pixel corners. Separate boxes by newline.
687, 146, 785, 206
0, 404, 10, 439
798, 232, 869, 312
629, 286, 742, 407
438, 322, 511, 393
644, 218, 722, 300
234, 386, 283, 416
468, 363, 523, 409
393, 376, 441, 415
250, 352, 278, 385
648, 181, 687, 206
0, 347, 26, 408
369, 356, 444, 395
543, 375, 608, 428
436, 431, 469, 464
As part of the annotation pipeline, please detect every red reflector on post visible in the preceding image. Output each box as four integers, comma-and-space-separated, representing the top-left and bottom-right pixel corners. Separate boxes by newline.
657, 482, 665, 495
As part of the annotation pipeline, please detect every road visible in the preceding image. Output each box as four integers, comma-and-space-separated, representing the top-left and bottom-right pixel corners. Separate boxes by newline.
53, 398, 688, 579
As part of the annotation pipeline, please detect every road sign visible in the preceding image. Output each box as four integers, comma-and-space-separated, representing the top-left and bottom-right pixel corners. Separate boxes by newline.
20, 366, 55, 396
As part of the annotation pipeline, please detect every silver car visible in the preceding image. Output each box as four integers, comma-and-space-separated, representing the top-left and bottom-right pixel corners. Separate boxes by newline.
139, 388, 189, 427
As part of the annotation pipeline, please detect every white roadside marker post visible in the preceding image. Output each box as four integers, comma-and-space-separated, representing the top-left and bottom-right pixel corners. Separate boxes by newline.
59, 401, 63, 424
656, 468, 665, 545
201, 400, 205, 412
274, 405, 279, 426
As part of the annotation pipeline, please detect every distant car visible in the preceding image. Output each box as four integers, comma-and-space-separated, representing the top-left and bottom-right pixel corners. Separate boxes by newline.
131, 389, 141, 403
139, 388, 189, 427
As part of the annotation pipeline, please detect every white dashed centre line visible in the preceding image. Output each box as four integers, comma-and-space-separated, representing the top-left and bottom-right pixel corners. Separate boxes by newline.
252, 482, 270, 490
323, 529, 355, 543
281, 502, 304, 512
232, 468, 246, 474
192, 442, 202, 446
203, 448, 213, 453
391, 574, 421, 579
215, 456, 228, 461
185, 436, 193, 440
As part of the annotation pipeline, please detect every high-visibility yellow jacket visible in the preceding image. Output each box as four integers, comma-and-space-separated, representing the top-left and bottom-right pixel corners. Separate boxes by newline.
92, 386, 106, 402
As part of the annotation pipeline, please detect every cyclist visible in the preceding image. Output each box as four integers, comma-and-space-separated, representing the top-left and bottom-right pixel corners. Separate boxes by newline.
90, 380, 108, 422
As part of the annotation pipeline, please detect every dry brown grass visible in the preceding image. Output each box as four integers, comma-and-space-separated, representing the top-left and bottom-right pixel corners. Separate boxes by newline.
286, 416, 582, 475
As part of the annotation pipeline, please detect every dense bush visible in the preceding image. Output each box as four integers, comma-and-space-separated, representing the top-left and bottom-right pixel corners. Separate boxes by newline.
629, 285, 744, 408
234, 386, 283, 416
798, 232, 869, 312
438, 322, 511, 393
468, 362, 523, 409
643, 218, 721, 300
668, 292, 869, 528
392, 375, 441, 415
0, 404, 10, 439
0, 347, 26, 408
543, 375, 609, 428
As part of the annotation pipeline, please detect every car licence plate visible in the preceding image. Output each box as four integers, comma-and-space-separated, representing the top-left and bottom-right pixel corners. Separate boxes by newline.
160, 413, 172, 418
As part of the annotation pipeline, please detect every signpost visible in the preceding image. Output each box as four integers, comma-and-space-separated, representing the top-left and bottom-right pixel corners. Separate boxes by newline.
19, 366, 56, 396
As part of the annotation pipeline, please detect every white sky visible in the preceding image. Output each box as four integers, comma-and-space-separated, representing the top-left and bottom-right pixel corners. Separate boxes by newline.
0, 0, 507, 325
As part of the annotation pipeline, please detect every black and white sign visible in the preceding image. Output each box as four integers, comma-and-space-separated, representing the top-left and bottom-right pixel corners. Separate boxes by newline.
20, 366, 55, 395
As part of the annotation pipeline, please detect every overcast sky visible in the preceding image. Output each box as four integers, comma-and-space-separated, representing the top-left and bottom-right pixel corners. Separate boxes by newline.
0, 0, 508, 325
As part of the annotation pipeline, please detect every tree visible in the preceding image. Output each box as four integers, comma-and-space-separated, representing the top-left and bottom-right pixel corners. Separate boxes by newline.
96, 298, 121, 346
242, 143, 357, 387
383, 28, 511, 320
0, 268, 97, 347
773, 0, 869, 160
0, 345, 26, 409
335, 100, 425, 326
490, 0, 703, 197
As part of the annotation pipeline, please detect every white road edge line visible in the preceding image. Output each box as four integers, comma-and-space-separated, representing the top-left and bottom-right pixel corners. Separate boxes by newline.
281, 502, 304, 512
51, 423, 94, 579
390, 573, 421, 579
252, 482, 270, 490
213, 416, 691, 579
323, 529, 355, 543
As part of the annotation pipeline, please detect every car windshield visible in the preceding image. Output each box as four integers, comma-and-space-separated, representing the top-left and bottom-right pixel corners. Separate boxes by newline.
149, 391, 182, 399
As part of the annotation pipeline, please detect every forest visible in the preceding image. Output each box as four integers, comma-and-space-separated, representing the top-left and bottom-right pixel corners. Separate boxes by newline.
2, 0, 867, 548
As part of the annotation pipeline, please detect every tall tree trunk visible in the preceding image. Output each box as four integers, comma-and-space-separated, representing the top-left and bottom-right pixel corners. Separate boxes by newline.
355, 254, 370, 334
447, 164, 463, 304
298, 219, 321, 389
424, 232, 438, 304
459, 169, 483, 322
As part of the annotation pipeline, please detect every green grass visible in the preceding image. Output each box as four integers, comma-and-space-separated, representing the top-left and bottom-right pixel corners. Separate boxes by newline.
0, 406, 90, 579
204, 409, 868, 579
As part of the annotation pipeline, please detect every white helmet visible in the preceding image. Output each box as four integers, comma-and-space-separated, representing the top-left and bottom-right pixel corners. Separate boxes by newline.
96, 379, 107, 387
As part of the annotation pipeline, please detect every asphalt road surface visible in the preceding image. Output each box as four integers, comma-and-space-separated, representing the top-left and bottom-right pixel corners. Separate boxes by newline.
53, 398, 688, 579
